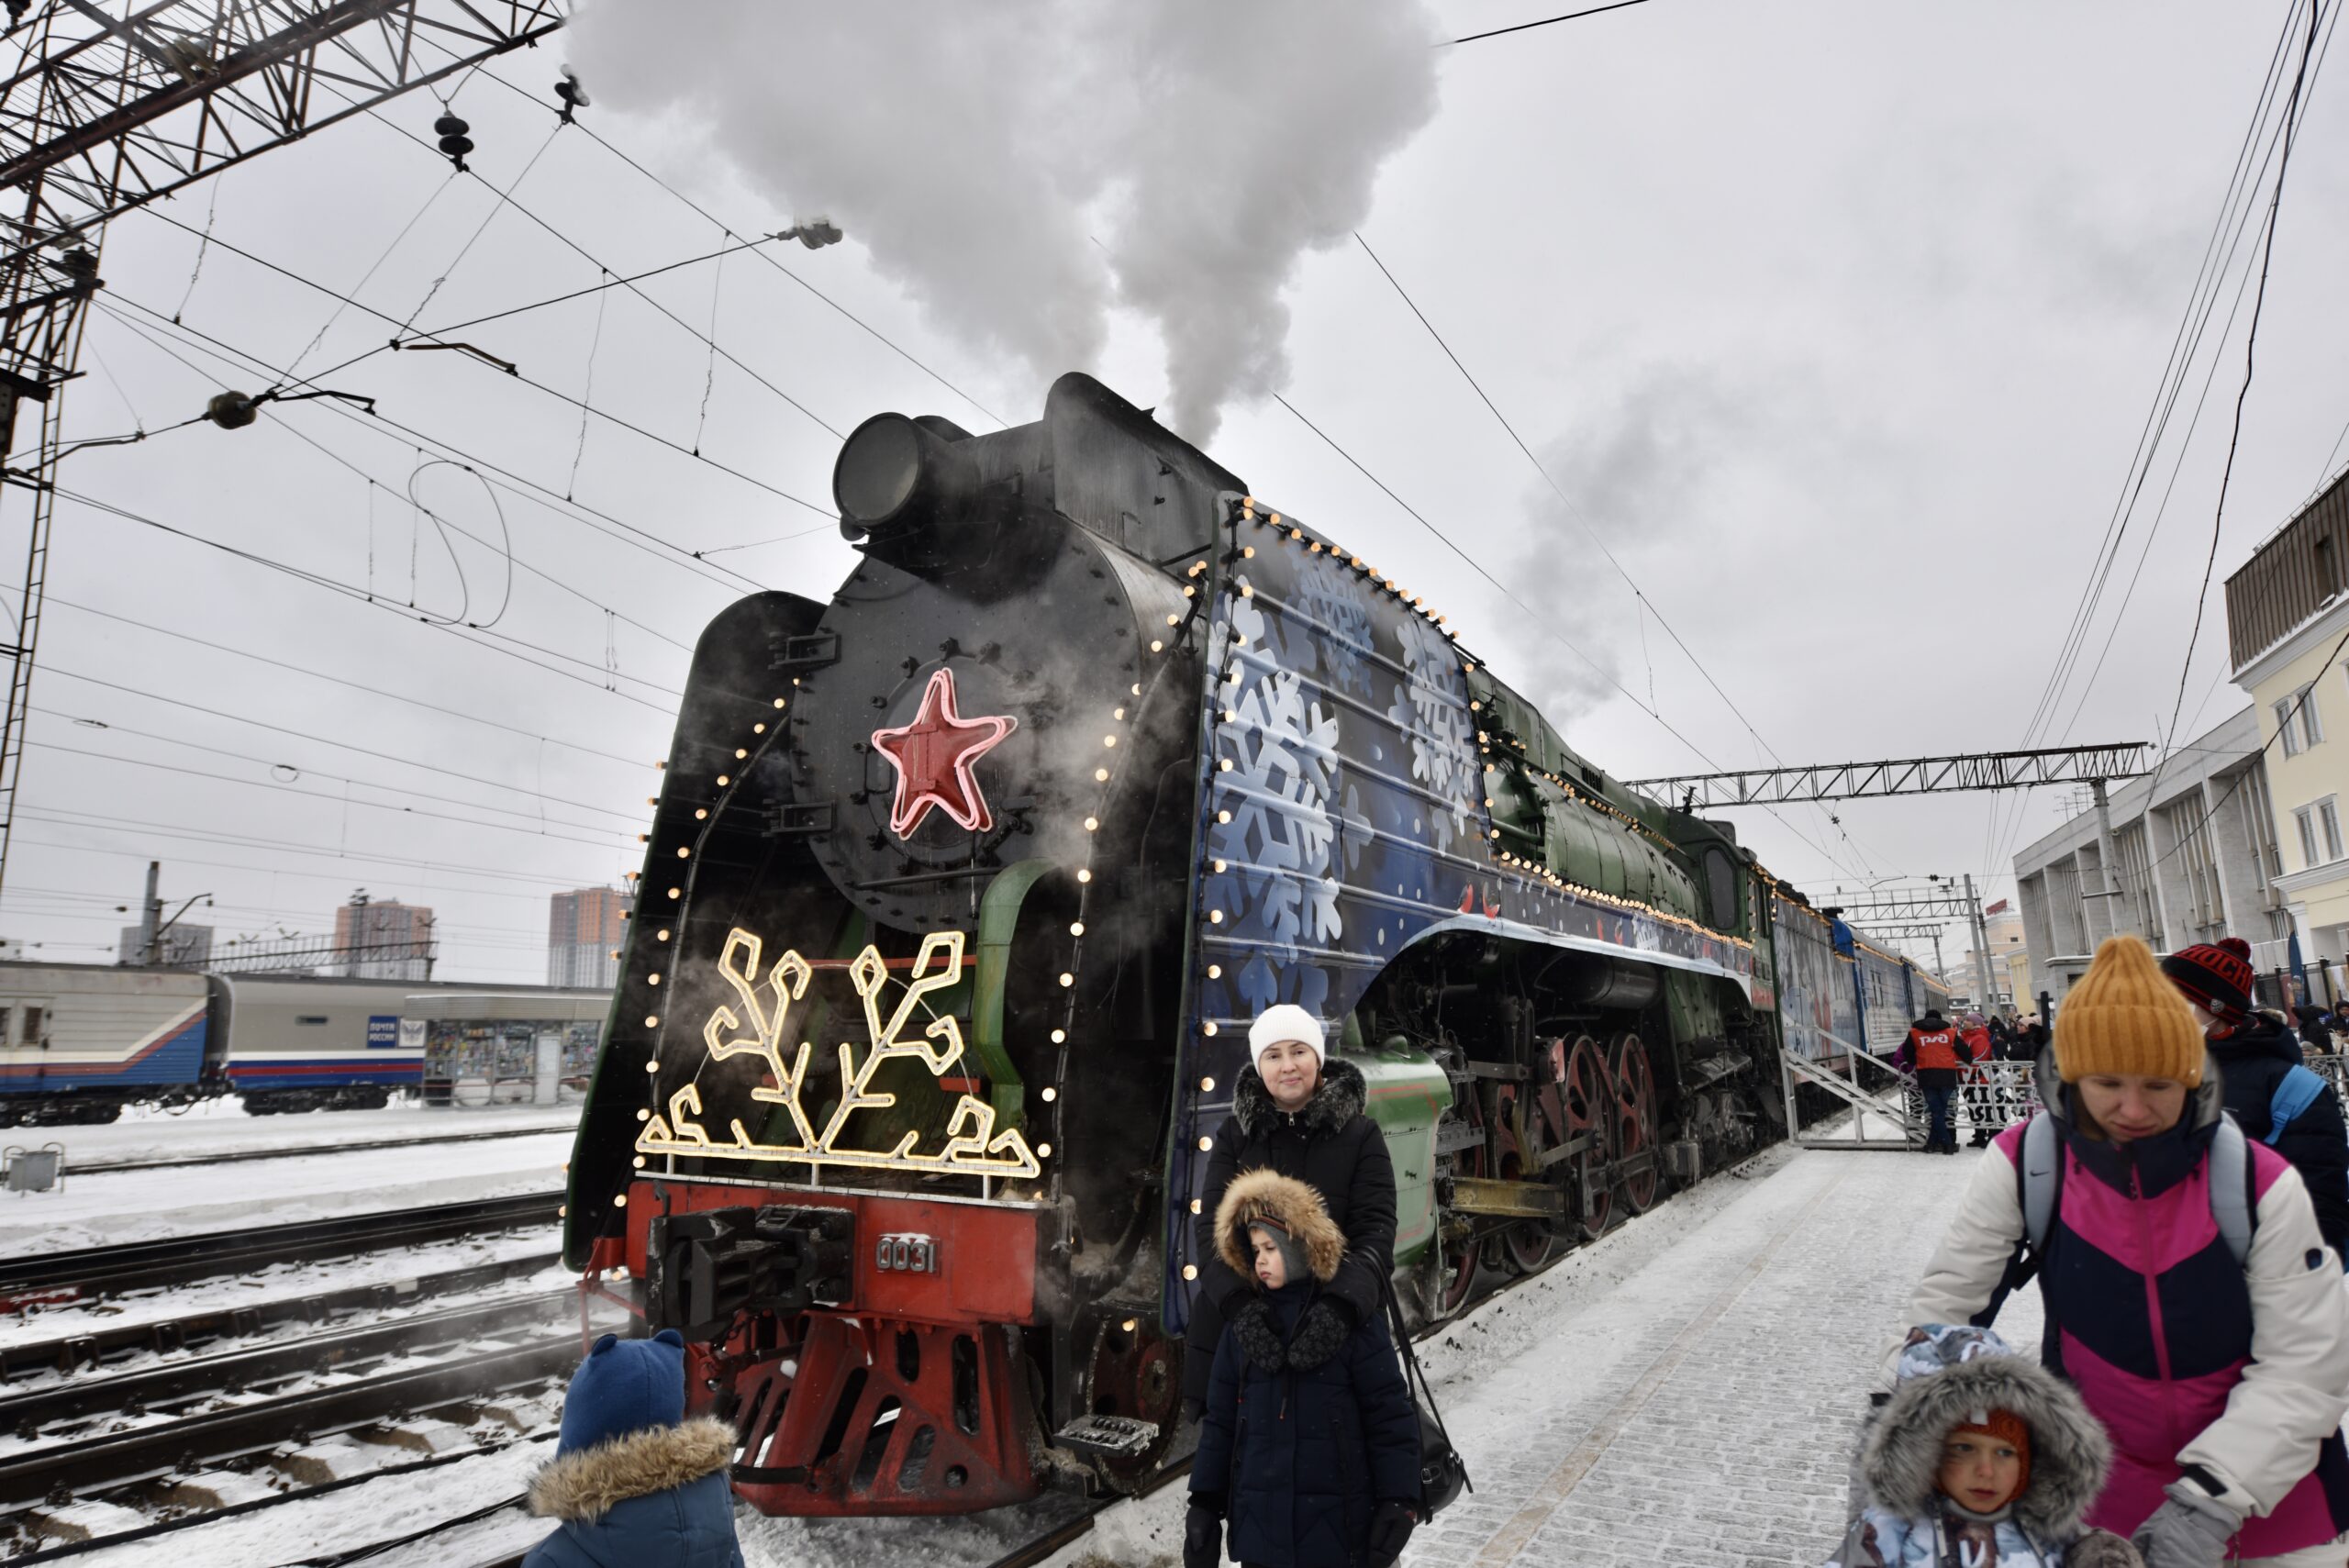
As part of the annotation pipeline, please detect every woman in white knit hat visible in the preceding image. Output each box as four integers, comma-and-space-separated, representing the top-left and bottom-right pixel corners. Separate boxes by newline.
1179, 1001, 1398, 1422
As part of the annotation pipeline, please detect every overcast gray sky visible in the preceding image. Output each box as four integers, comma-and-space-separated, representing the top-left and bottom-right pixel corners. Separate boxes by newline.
5, 1, 2343, 981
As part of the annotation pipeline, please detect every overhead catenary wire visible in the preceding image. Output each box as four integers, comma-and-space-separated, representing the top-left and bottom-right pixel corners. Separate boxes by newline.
1268, 393, 1863, 881
465, 65, 1006, 431
30, 702, 633, 838
131, 207, 840, 521
96, 294, 774, 599
24, 595, 644, 770
14, 806, 633, 895
35, 664, 650, 823
6, 834, 619, 909
2160, 0, 2325, 771
27, 738, 633, 851
50, 484, 685, 712
1449, 1, 1656, 46
1341, 231, 1876, 881
1982, 0, 2335, 875
353, 108, 849, 442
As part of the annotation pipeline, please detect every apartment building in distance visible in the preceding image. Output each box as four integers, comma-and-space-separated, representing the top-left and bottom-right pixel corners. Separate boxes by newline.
2227, 464, 2349, 996
547, 885, 631, 990
332, 894, 435, 981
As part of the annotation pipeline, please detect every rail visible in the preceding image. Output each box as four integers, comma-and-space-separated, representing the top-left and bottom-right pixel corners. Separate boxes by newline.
0, 1250, 557, 1380
0, 1288, 574, 1437
0, 1191, 561, 1307
74, 1123, 575, 1177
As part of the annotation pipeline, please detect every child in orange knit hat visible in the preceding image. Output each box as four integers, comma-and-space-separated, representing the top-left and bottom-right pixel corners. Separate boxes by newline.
1826, 1326, 2141, 1567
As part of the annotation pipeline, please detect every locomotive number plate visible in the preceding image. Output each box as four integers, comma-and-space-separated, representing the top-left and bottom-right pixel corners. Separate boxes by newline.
875, 1232, 939, 1273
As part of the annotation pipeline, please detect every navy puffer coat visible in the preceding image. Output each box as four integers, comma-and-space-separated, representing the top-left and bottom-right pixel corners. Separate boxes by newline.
522, 1329, 745, 1568
1190, 1169, 1420, 1568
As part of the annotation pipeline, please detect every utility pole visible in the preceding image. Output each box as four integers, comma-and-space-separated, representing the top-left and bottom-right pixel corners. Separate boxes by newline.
2089, 777, 2128, 941
1965, 873, 1997, 1012
137, 858, 159, 966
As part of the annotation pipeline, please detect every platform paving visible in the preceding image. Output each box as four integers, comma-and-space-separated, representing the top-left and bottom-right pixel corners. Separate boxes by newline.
1403, 1141, 2038, 1568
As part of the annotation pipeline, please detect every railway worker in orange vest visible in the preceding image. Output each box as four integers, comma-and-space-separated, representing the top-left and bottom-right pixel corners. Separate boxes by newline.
1897, 1008, 1971, 1155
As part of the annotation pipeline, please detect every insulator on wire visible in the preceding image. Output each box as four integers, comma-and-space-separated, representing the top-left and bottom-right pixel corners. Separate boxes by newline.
434, 111, 472, 170
205, 391, 258, 430
555, 67, 589, 123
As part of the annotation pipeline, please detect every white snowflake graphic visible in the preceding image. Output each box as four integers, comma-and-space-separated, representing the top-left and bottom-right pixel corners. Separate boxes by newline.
1386, 611, 1479, 854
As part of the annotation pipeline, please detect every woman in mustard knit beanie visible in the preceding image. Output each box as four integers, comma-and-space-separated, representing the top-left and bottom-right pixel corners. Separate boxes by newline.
1888, 935, 2349, 1568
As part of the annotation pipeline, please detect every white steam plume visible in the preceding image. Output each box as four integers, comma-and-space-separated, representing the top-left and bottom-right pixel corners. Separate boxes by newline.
567, 2, 1442, 442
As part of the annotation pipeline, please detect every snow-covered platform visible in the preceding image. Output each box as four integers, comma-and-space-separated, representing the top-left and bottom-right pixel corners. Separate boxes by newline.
1073, 1140, 2032, 1568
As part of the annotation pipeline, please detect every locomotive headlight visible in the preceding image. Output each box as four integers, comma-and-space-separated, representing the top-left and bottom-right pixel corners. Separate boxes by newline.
831, 411, 979, 548
1183, 1264, 1197, 1280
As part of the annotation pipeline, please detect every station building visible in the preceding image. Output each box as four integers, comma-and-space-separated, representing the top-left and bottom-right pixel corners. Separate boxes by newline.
2226, 464, 2349, 1000
2011, 705, 2286, 1004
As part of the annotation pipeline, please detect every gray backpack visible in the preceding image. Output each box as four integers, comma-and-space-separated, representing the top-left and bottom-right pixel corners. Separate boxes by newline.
2009, 1111, 2254, 1289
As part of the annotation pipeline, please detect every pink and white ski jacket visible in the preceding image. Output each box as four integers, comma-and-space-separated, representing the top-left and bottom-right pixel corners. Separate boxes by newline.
1901, 1081, 2349, 1558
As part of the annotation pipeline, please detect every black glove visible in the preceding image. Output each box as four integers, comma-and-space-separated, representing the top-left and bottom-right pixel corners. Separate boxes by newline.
1367, 1498, 1417, 1567
1286, 1296, 1352, 1371
2131, 1479, 2239, 1568
1230, 1296, 1286, 1373
1183, 1501, 1223, 1568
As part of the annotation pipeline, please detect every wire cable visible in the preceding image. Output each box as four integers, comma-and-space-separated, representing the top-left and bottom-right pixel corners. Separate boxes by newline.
50, 485, 684, 712
36, 663, 648, 822
1270, 393, 1862, 879
1450, 2, 1656, 46
30, 702, 631, 838
1342, 231, 1874, 880
2164, 0, 2323, 763
97, 294, 773, 598
133, 206, 839, 520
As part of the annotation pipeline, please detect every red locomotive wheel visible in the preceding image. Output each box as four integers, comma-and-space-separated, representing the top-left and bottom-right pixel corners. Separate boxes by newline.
1610, 1033, 1661, 1215
1433, 1089, 1486, 1318
1561, 1035, 1615, 1240
1497, 1079, 1558, 1274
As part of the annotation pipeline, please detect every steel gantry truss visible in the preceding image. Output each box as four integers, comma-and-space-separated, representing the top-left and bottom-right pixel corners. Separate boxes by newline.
0, 0, 565, 898
1821, 892, 1979, 920
1630, 742, 2150, 809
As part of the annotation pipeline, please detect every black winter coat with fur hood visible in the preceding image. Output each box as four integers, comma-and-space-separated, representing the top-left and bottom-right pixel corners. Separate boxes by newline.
1183, 1057, 1397, 1406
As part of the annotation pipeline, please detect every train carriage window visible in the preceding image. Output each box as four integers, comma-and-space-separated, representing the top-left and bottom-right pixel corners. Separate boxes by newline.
0, 1006, 12, 1044
20, 1006, 41, 1046
1704, 850, 1739, 933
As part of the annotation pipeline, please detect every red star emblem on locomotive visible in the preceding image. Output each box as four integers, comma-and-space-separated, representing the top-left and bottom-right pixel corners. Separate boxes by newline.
871, 668, 1019, 838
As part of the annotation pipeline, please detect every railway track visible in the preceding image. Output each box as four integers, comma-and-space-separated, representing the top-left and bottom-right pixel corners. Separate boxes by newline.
0, 1286, 589, 1561
0, 1192, 562, 1311
0, 1250, 559, 1382
75, 1123, 575, 1177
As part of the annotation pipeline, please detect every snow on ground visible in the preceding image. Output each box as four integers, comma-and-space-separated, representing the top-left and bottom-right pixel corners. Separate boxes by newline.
1050, 1140, 2015, 1568
21, 1097, 577, 1170
0, 1130, 570, 1254
39, 1113, 1997, 1568
65, 1435, 556, 1568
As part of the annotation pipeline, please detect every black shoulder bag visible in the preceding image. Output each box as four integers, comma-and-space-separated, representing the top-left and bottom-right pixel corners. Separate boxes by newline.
1379, 1271, 1473, 1517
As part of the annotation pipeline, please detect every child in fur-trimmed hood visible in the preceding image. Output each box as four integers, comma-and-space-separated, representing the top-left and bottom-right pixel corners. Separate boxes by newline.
1186, 1168, 1422, 1568
522, 1328, 745, 1568
1828, 1326, 2139, 1568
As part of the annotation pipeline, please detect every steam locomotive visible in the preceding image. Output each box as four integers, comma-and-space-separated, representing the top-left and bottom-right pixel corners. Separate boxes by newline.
559, 373, 1945, 1517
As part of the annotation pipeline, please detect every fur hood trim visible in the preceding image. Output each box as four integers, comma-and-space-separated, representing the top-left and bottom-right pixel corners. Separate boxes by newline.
1863, 1353, 2108, 1539
1231, 1056, 1366, 1139
1214, 1168, 1346, 1284
528, 1418, 736, 1523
